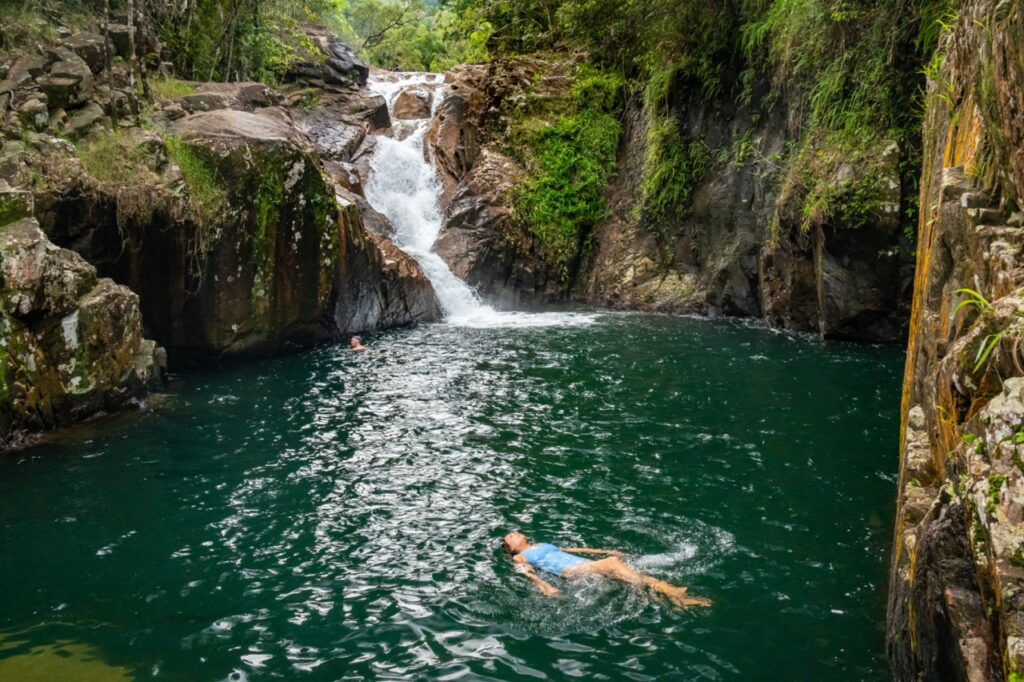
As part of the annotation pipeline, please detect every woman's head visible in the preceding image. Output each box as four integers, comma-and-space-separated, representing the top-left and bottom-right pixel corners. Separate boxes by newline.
502, 532, 529, 555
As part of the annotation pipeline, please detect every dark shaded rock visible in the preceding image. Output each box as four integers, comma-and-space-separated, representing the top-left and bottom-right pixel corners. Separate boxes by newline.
109, 108, 340, 363
332, 189, 440, 333
37, 59, 92, 110
63, 32, 106, 73
285, 27, 368, 90
0, 219, 162, 448
887, 492, 1001, 681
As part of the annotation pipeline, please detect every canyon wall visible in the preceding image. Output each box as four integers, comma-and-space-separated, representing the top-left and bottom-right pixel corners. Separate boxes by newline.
430, 58, 912, 341
888, 0, 1024, 679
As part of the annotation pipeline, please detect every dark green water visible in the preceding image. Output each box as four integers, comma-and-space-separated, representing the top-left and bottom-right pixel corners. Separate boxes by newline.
0, 313, 903, 680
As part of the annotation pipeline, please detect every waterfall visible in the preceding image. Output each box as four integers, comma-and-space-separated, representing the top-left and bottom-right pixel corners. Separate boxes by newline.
364, 72, 595, 329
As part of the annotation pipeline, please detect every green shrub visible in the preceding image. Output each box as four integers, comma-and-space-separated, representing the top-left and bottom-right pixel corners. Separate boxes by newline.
512, 66, 624, 276
639, 115, 712, 239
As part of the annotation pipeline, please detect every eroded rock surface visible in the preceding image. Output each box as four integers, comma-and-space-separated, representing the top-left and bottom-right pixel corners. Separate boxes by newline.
332, 189, 440, 334
888, 1, 1024, 678
0, 218, 164, 448
419, 56, 909, 340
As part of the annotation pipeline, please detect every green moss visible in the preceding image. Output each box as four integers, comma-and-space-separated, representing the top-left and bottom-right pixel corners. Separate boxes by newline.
987, 474, 1008, 515
0, 191, 32, 227
772, 130, 894, 240
251, 155, 287, 301
511, 65, 624, 277
0, 341, 9, 404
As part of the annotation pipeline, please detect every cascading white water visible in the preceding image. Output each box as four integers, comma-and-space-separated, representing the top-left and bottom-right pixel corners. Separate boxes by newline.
364, 72, 595, 329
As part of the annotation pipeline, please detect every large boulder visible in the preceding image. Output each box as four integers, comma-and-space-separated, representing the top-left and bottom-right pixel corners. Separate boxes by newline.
332, 189, 440, 333
285, 27, 368, 90
436, 150, 527, 300
0, 219, 163, 448
392, 87, 433, 120
296, 91, 390, 163
122, 108, 342, 363
177, 82, 281, 112
64, 32, 106, 74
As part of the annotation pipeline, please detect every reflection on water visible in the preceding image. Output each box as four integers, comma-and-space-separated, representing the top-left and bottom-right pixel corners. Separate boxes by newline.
0, 313, 903, 680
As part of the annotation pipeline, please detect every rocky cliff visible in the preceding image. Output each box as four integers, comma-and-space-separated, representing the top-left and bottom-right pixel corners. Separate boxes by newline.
888, 0, 1024, 679
0, 24, 438, 444
427, 56, 912, 340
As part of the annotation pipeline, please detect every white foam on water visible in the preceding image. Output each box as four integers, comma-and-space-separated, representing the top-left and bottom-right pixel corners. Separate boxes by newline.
364, 73, 597, 330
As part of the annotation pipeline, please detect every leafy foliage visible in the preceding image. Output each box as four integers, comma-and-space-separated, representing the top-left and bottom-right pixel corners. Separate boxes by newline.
511, 66, 624, 275
140, 0, 345, 83
639, 116, 712, 235
337, 0, 491, 71
453, 0, 959, 241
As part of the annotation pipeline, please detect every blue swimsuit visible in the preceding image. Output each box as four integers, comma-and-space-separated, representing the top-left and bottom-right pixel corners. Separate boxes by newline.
521, 543, 588, 575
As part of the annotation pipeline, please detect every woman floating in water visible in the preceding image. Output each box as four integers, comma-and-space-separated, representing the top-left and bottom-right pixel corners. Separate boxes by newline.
502, 532, 711, 608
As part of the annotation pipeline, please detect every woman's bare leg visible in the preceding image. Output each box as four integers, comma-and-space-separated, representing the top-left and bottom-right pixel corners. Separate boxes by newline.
568, 558, 711, 608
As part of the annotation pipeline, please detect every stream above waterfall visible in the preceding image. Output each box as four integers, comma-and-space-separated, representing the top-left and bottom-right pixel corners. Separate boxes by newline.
0, 315, 902, 680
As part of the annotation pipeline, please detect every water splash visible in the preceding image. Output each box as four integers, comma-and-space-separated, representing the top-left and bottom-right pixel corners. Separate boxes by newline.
364, 72, 596, 329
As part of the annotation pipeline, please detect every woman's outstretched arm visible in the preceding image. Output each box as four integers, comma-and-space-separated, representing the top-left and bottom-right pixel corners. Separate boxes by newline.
513, 556, 560, 597
560, 547, 625, 557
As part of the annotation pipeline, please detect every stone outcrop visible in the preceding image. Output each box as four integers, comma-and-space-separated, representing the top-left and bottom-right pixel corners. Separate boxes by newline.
332, 189, 440, 334
0, 218, 164, 448
285, 26, 369, 90
0, 26, 162, 143
434, 149, 543, 307
423, 57, 910, 341
888, 0, 1024, 679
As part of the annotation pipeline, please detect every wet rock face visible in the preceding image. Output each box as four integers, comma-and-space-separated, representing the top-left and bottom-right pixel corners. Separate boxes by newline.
888, 1, 1024, 679
331, 190, 440, 334
392, 88, 433, 120
0, 219, 164, 448
422, 59, 908, 337
434, 150, 552, 306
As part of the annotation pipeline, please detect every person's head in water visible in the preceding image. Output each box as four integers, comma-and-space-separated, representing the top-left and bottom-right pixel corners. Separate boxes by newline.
502, 531, 530, 555
350, 336, 366, 350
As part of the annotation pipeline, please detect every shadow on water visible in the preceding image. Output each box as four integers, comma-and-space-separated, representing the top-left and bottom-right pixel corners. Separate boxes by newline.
0, 313, 903, 680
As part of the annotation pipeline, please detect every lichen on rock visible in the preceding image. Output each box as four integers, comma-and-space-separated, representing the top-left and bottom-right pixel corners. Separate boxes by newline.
0, 218, 164, 448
